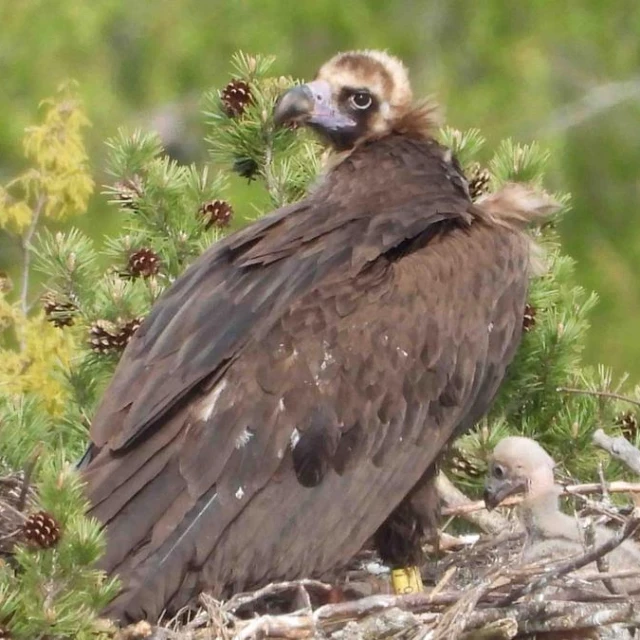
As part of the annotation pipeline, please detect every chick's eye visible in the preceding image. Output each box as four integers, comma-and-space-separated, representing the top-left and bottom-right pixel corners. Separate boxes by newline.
349, 91, 372, 110
493, 465, 505, 479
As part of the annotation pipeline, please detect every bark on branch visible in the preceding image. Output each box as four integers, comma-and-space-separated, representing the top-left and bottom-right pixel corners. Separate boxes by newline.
593, 428, 640, 475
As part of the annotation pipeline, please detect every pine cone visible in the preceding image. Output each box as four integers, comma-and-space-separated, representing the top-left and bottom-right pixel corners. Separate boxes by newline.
523, 303, 537, 332
616, 411, 638, 440
0, 271, 12, 295
119, 317, 144, 346
468, 164, 491, 201
42, 292, 77, 327
221, 79, 252, 117
22, 510, 61, 549
199, 199, 234, 229
113, 175, 144, 210
233, 156, 259, 181
89, 319, 122, 353
89, 317, 143, 354
445, 445, 484, 479
126, 247, 161, 279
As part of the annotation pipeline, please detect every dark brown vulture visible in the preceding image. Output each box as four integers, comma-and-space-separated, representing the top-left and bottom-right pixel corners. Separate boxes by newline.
81, 49, 556, 622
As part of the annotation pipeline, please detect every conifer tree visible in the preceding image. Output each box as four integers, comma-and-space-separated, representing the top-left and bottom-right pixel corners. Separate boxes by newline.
0, 52, 638, 638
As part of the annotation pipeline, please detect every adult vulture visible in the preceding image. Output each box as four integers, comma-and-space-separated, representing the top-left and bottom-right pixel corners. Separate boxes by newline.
81, 49, 556, 622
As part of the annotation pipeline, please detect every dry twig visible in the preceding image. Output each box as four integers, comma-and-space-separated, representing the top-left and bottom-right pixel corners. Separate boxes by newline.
556, 386, 640, 409
442, 480, 640, 518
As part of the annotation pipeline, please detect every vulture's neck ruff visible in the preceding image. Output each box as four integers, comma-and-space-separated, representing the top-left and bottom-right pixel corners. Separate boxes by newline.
274, 49, 441, 154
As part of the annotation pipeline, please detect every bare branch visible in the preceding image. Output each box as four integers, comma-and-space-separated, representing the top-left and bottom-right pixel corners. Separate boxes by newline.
224, 579, 332, 614
20, 193, 46, 317
544, 76, 640, 134
469, 600, 640, 636
593, 428, 640, 475
442, 480, 640, 518
556, 386, 640, 409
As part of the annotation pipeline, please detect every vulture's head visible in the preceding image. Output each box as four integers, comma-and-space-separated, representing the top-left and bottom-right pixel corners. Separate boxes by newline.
483, 437, 557, 510
274, 50, 434, 151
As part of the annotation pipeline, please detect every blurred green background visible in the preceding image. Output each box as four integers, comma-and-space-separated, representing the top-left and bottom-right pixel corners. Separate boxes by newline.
1, 0, 639, 380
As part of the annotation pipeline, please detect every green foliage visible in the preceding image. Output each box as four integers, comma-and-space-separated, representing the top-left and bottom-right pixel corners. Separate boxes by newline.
204, 52, 322, 208
0, 455, 119, 640
0, 90, 116, 640
439, 127, 486, 168
489, 139, 550, 188
0, 87, 92, 414
443, 137, 639, 498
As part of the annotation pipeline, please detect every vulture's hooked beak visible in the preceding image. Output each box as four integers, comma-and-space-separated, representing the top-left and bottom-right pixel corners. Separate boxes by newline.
483, 476, 528, 510
274, 80, 356, 139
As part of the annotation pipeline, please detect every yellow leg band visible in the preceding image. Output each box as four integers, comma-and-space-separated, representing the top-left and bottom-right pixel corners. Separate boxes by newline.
391, 566, 423, 594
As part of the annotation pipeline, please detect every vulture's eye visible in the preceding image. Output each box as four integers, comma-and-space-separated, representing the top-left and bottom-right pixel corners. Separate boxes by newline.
492, 464, 506, 479
349, 91, 373, 110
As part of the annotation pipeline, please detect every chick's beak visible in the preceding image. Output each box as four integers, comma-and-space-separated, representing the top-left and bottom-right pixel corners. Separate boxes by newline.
273, 80, 355, 131
483, 476, 527, 511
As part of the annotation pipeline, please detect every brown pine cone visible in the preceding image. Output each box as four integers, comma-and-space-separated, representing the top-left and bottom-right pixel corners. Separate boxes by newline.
42, 292, 77, 327
523, 303, 537, 332
22, 510, 61, 549
221, 79, 252, 117
118, 317, 144, 347
126, 247, 161, 279
468, 163, 491, 201
199, 199, 234, 229
113, 175, 144, 210
616, 411, 638, 440
89, 317, 143, 354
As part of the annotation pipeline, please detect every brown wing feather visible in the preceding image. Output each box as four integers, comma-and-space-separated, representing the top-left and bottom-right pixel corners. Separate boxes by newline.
83, 135, 530, 621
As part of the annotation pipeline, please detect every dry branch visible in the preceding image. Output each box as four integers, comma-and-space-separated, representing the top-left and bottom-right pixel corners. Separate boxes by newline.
556, 386, 640, 409
224, 579, 332, 614
468, 600, 640, 635
442, 480, 640, 518
593, 428, 640, 475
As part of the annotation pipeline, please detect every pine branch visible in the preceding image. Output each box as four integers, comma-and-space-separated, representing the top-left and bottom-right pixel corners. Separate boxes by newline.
557, 386, 640, 409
